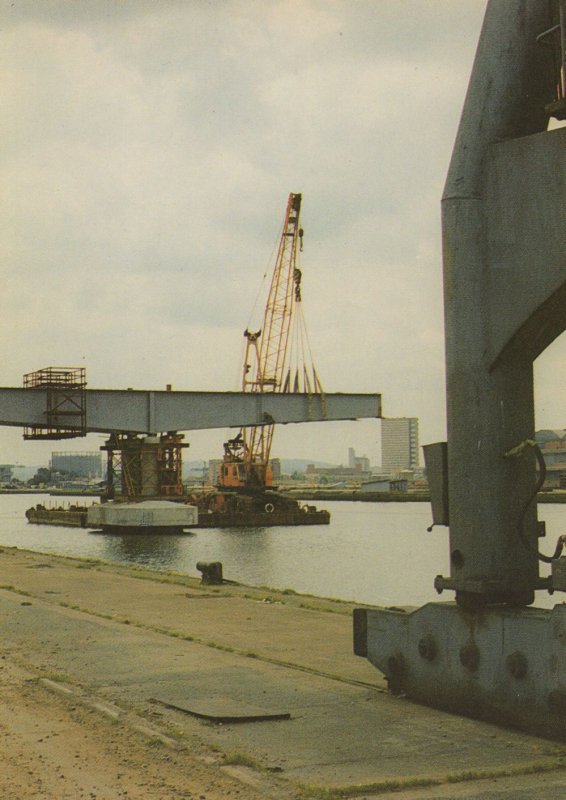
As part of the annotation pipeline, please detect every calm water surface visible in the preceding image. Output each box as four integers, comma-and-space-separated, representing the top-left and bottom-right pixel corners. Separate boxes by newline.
1, 494, 564, 608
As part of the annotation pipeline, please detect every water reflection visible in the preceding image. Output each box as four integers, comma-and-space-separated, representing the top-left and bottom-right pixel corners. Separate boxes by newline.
209, 527, 275, 579
96, 531, 191, 571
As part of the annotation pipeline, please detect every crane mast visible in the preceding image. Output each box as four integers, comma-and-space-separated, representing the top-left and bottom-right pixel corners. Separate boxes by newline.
219, 192, 322, 491
249, 191, 303, 394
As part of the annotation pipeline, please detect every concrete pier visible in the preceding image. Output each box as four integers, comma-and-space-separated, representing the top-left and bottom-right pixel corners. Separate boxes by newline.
1, 546, 566, 798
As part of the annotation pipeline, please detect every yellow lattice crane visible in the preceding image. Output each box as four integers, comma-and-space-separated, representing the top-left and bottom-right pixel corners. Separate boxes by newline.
218, 192, 323, 492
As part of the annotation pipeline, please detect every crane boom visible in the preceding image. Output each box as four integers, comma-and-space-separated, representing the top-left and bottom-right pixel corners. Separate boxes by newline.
249, 192, 303, 392
220, 192, 321, 490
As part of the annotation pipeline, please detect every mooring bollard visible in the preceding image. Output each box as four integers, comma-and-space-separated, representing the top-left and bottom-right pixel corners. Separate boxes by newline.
196, 561, 223, 585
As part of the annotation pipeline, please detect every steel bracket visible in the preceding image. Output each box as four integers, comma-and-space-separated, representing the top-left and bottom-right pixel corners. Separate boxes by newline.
355, 602, 566, 738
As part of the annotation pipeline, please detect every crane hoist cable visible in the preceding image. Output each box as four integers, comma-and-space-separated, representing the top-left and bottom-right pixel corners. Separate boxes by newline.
219, 193, 323, 491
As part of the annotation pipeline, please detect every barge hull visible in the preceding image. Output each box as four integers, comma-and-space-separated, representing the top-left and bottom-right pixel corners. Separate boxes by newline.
193, 509, 330, 528
26, 509, 87, 528
26, 502, 330, 530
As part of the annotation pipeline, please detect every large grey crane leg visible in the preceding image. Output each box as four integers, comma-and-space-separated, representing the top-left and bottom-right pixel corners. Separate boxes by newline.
357, 1, 566, 735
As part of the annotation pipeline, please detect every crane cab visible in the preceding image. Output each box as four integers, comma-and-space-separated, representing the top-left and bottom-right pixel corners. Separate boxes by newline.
218, 458, 273, 490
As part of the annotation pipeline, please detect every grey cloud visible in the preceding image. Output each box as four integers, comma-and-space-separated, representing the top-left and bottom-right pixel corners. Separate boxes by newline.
1, 1, 497, 465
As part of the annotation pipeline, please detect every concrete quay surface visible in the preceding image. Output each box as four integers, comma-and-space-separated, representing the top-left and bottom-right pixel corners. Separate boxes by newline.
1, 545, 566, 799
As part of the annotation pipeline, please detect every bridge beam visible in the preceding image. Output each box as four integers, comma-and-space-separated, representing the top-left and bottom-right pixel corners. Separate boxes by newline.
0, 388, 380, 435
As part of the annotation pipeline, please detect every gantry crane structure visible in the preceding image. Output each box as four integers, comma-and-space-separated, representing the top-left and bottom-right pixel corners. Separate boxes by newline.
218, 192, 323, 493
355, 0, 566, 738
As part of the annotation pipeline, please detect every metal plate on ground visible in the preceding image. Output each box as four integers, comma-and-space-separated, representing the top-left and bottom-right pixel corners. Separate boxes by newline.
152, 692, 290, 723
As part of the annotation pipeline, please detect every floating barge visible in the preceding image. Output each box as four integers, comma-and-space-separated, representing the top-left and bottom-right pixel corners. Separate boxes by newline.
26, 494, 329, 530
26, 503, 89, 528
26, 500, 198, 533
195, 505, 329, 528
188, 490, 330, 528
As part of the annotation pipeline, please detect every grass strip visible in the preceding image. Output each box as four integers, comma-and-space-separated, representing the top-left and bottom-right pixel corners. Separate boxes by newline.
299, 757, 566, 798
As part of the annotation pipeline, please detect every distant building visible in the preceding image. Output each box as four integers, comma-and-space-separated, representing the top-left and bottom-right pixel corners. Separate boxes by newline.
305, 463, 371, 486
207, 459, 223, 486
360, 478, 390, 492
50, 452, 103, 479
535, 430, 566, 489
348, 447, 370, 472
0, 464, 14, 484
270, 458, 281, 482
360, 478, 408, 493
381, 418, 419, 471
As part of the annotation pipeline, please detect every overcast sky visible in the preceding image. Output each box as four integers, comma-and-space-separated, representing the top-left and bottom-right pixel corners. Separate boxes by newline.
2, 0, 563, 468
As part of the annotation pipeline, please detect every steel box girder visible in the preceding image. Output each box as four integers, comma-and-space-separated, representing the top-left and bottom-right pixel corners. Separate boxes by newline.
1, 388, 381, 435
